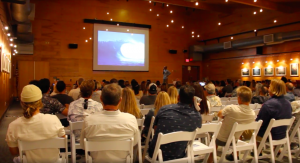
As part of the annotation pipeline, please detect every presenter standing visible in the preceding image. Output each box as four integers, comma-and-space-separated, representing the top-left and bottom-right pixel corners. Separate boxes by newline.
163, 66, 171, 85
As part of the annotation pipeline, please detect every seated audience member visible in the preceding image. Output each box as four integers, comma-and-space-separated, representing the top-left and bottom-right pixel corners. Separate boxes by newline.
290, 101, 300, 149
91, 81, 101, 103
205, 83, 222, 107
118, 79, 125, 88
6, 85, 65, 163
50, 83, 58, 96
141, 81, 147, 95
148, 85, 202, 161
29, 80, 39, 87
142, 91, 171, 141
209, 86, 255, 162
175, 81, 182, 94
140, 83, 158, 105
133, 84, 143, 100
231, 79, 243, 97
39, 78, 68, 115
294, 80, 300, 97
110, 78, 118, 84
68, 78, 84, 100
284, 82, 295, 102
80, 84, 139, 162
255, 79, 292, 153
167, 86, 178, 104
221, 79, 233, 96
52, 81, 74, 105
119, 87, 142, 118
251, 83, 269, 104
160, 83, 167, 92
194, 83, 211, 123
68, 80, 103, 141
124, 80, 131, 88
156, 80, 161, 92
281, 76, 288, 83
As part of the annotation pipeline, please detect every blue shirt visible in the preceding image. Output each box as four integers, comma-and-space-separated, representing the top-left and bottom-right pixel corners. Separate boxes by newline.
163, 69, 171, 79
148, 102, 202, 161
284, 92, 295, 102
256, 96, 292, 140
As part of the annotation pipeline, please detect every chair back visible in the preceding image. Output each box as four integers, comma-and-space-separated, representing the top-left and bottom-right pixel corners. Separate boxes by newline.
226, 100, 238, 105
210, 106, 222, 113
256, 104, 262, 109
230, 97, 237, 101
137, 117, 145, 132
84, 138, 134, 163
69, 121, 84, 163
69, 121, 84, 131
195, 122, 222, 140
18, 136, 68, 163
140, 109, 150, 117
202, 113, 215, 123
142, 116, 155, 160
254, 109, 260, 116
249, 104, 257, 110
289, 117, 300, 142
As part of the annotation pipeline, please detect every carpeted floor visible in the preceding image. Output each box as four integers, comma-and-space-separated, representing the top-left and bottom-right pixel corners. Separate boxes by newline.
1, 101, 300, 163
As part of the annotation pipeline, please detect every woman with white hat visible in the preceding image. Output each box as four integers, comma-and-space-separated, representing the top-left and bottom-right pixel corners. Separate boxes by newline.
6, 84, 65, 163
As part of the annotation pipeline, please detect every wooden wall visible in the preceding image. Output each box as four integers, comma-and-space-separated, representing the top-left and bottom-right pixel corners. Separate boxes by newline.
0, 2, 13, 118
13, 0, 203, 92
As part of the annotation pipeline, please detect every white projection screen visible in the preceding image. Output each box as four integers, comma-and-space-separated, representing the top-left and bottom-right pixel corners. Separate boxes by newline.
93, 24, 149, 71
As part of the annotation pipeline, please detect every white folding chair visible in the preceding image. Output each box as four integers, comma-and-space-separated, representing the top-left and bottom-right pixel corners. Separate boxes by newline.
226, 100, 238, 105
141, 109, 151, 117
230, 97, 237, 101
18, 135, 68, 163
143, 116, 156, 161
69, 121, 84, 163
255, 104, 262, 109
137, 117, 145, 132
254, 117, 295, 163
210, 106, 223, 113
145, 130, 198, 163
202, 113, 215, 123
254, 109, 260, 116
84, 138, 134, 163
288, 116, 300, 158
193, 122, 222, 163
221, 98, 229, 105
249, 104, 257, 110
219, 120, 263, 163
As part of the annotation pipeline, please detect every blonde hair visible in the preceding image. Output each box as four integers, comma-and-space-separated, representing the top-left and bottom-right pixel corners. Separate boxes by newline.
21, 100, 43, 119
119, 87, 142, 118
237, 86, 252, 103
167, 86, 178, 104
154, 92, 171, 115
269, 79, 286, 96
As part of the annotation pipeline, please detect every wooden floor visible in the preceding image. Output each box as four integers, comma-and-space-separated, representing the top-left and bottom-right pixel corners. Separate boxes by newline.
1, 101, 300, 163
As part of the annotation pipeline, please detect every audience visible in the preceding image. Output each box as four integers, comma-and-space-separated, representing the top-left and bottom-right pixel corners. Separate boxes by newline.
294, 80, 300, 97
142, 91, 171, 141
156, 80, 161, 92
256, 79, 292, 154
38, 78, 68, 115
6, 85, 65, 163
205, 83, 222, 107
80, 83, 139, 162
148, 85, 202, 161
140, 83, 157, 105
68, 80, 103, 141
141, 81, 147, 95
91, 81, 101, 103
167, 86, 178, 104
160, 83, 167, 92
68, 78, 84, 100
29, 80, 40, 87
194, 83, 211, 123
175, 81, 182, 94
281, 76, 288, 83
119, 87, 142, 118
251, 83, 269, 104
110, 78, 118, 84
124, 80, 131, 88
118, 79, 125, 88
52, 81, 74, 105
231, 79, 243, 97
221, 79, 233, 96
284, 82, 295, 102
209, 86, 255, 162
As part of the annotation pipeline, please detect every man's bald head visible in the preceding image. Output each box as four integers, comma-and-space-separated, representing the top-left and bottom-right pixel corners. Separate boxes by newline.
286, 82, 294, 91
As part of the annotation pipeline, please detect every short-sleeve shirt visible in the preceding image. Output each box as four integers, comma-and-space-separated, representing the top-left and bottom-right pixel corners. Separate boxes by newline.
6, 113, 65, 163
148, 102, 202, 161
68, 88, 80, 100
284, 92, 295, 102
40, 94, 65, 114
140, 95, 157, 105
256, 96, 292, 140
52, 94, 74, 105
217, 104, 255, 142
80, 110, 139, 162
206, 95, 222, 107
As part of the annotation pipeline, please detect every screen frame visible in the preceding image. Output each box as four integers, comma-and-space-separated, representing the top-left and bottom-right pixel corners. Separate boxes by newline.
93, 24, 149, 71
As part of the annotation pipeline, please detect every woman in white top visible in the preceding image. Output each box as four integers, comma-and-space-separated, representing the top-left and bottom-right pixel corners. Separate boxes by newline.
6, 85, 65, 163
193, 83, 211, 123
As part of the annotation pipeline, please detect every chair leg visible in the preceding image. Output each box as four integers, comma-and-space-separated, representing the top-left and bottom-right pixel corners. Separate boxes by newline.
242, 150, 250, 163
213, 148, 218, 163
277, 144, 285, 160
269, 144, 275, 163
286, 139, 293, 163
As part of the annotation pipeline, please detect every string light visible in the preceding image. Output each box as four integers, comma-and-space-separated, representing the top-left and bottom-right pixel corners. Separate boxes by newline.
4, 26, 8, 30
127, 29, 129, 31
260, 9, 263, 12
14, 45, 17, 48
15, 51, 18, 54
170, 10, 173, 13
254, 0, 257, 2
253, 62, 255, 63
277, 60, 279, 62
149, 1, 151, 3
195, 2, 198, 5
291, 58, 293, 60
13, 53, 15, 56
192, 35, 194, 38
106, 29, 108, 31
265, 61, 268, 63
110, 18, 113, 21
117, 24, 119, 26
10, 43, 13, 47
242, 62, 244, 64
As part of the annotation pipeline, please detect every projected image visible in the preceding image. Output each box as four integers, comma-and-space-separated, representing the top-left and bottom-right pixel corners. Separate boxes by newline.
97, 31, 145, 66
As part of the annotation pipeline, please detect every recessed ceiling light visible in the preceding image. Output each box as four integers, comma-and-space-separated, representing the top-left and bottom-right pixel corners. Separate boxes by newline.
254, 0, 257, 2
182, 26, 184, 28
192, 31, 194, 34
157, 14, 159, 16
225, 0, 228, 2
218, 22, 221, 25
260, 9, 263, 12
149, 9, 152, 11
107, 12, 109, 15
274, 20, 277, 23
166, 25, 169, 27
166, 4, 169, 7
197, 35, 200, 37
231, 37, 233, 39
254, 29, 257, 32
170, 10, 173, 13
253, 11, 256, 14
195, 2, 198, 5
171, 20, 174, 23
192, 35, 194, 38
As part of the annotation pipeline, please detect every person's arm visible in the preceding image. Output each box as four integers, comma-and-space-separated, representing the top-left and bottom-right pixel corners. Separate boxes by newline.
6, 125, 19, 156
218, 106, 231, 119
61, 104, 69, 116
167, 70, 171, 76
9, 147, 19, 156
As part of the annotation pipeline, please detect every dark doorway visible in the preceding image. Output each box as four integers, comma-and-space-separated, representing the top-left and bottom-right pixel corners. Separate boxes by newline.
182, 65, 200, 85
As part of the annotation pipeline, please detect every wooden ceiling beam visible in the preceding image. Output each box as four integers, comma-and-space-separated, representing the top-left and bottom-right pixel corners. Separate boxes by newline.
147, 0, 233, 14
229, 0, 294, 13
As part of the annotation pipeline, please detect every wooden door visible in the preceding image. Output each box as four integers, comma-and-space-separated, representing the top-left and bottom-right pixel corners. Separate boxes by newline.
182, 66, 200, 85
18, 61, 34, 96
35, 61, 49, 80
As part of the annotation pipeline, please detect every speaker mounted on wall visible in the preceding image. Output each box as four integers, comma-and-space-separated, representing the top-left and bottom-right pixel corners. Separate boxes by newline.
256, 47, 263, 55
68, 44, 78, 49
169, 49, 177, 54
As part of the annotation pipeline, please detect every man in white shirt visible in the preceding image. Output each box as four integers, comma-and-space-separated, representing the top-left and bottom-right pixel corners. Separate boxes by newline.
68, 78, 84, 100
80, 83, 139, 162
208, 86, 255, 162
6, 85, 65, 163
205, 83, 222, 107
